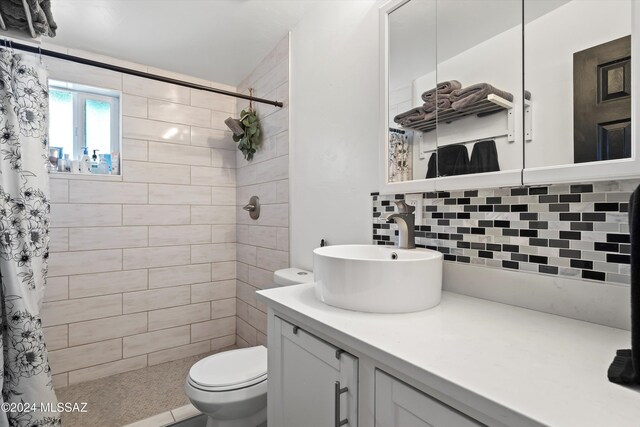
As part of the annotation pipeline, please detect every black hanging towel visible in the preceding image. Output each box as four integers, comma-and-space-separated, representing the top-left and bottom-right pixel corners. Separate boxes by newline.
469, 140, 500, 174
608, 184, 640, 384
426, 152, 437, 179
425, 145, 470, 179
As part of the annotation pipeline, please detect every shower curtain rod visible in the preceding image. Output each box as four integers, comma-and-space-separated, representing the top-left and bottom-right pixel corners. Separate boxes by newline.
3, 40, 284, 108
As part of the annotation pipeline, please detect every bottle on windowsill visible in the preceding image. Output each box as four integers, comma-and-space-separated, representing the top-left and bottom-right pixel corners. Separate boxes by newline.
90, 149, 99, 174
63, 154, 71, 172
96, 154, 109, 175
79, 146, 91, 173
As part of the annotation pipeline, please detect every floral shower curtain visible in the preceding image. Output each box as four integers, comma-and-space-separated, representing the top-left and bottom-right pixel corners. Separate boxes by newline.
0, 50, 60, 426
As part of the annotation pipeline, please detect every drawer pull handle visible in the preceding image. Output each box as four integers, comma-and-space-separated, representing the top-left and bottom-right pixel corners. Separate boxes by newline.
292, 325, 300, 334
334, 381, 349, 426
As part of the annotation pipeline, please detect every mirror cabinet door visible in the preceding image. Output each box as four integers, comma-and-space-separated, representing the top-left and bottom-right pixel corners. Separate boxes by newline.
388, 0, 437, 183
524, 0, 633, 169
387, 0, 524, 185
434, 0, 523, 180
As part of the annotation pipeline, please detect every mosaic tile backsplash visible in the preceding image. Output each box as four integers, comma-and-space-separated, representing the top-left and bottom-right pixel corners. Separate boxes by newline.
372, 180, 640, 285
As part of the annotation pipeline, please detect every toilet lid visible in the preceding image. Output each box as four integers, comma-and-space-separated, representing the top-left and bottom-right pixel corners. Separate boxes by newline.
189, 346, 267, 389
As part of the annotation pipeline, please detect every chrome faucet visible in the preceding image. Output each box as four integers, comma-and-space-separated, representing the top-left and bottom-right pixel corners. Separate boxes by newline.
386, 200, 416, 249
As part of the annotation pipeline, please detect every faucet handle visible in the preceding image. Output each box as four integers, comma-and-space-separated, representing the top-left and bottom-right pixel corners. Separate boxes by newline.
394, 200, 415, 214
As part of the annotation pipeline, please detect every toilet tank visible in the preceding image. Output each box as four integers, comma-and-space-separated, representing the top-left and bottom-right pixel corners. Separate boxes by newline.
273, 268, 314, 286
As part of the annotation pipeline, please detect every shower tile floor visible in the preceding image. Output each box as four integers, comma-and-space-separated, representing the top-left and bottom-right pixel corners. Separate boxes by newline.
56, 347, 234, 427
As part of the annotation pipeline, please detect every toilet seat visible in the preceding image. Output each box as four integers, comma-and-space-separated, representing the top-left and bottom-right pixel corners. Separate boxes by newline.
188, 346, 267, 392
187, 374, 267, 392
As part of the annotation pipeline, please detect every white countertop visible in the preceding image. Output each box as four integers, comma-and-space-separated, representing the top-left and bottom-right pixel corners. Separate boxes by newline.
257, 283, 640, 427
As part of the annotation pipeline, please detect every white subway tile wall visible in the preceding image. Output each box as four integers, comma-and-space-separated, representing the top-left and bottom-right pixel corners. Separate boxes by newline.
235, 35, 290, 348
44, 48, 240, 387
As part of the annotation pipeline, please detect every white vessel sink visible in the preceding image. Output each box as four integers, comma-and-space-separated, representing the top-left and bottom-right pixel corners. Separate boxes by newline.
313, 245, 443, 313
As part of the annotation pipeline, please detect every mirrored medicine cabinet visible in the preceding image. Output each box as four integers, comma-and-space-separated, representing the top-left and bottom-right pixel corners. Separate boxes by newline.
380, 0, 640, 193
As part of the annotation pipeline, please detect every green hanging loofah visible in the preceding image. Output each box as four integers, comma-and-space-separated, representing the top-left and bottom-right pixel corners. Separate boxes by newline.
233, 109, 261, 161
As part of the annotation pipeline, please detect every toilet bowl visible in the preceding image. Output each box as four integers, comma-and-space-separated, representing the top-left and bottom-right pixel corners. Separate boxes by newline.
185, 269, 313, 427
185, 346, 268, 427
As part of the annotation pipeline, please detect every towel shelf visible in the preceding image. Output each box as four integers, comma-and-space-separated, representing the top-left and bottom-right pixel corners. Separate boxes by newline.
419, 132, 510, 155
399, 94, 514, 133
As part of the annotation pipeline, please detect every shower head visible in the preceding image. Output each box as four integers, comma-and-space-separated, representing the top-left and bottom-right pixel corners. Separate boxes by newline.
224, 117, 244, 137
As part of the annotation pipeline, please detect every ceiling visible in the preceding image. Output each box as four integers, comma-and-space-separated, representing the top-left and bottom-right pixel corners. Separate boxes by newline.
45, 0, 328, 86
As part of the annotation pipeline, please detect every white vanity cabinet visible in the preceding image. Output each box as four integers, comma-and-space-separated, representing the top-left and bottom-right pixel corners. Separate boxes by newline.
260, 284, 640, 427
268, 313, 484, 427
269, 316, 359, 427
375, 370, 483, 427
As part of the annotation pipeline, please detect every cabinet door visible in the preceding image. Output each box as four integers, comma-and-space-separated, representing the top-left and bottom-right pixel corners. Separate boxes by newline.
375, 370, 482, 427
269, 316, 358, 427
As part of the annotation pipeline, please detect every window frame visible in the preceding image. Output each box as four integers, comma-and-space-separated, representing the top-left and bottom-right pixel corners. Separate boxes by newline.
48, 80, 121, 161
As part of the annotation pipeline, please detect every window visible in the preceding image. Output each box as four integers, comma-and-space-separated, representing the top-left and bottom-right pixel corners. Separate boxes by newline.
48, 80, 120, 162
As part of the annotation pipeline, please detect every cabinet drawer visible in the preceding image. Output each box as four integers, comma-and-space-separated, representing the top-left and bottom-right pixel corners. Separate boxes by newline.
375, 370, 483, 427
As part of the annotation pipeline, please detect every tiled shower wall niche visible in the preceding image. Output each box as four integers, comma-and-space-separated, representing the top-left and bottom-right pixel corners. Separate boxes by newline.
372, 180, 639, 285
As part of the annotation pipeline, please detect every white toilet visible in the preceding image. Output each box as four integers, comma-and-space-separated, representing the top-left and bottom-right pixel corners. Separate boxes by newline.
185, 346, 268, 427
185, 268, 313, 427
